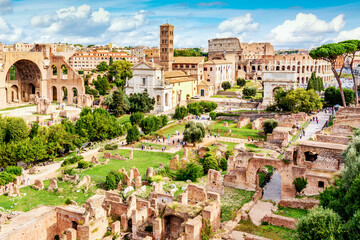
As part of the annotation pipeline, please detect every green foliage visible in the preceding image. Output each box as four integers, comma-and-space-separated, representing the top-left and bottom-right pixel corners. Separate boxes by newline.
237, 78, 246, 87
293, 177, 308, 194
108, 60, 133, 87
199, 101, 217, 112
104, 144, 118, 150
222, 81, 231, 91
296, 207, 343, 240
148, 175, 163, 183
85, 86, 99, 98
220, 157, 227, 171
109, 90, 130, 117
209, 111, 216, 120
4, 166, 22, 176
96, 61, 109, 72
263, 119, 278, 135
183, 121, 205, 143
126, 125, 140, 144
29, 122, 39, 139
77, 160, 93, 169
341, 136, 360, 188
105, 170, 125, 190
174, 48, 207, 57
202, 153, 219, 174
128, 90, 155, 113
187, 102, 203, 116
325, 86, 354, 106
176, 162, 203, 182
93, 75, 109, 95
130, 112, 144, 125
242, 87, 257, 98
65, 198, 72, 205
0, 171, 16, 186
307, 72, 324, 92
173, 106, 188, 119
159, 115, 169, 127
3, 117, 28, 143
61, 155, 84, 167
139, 116, 163, 135
200, 219, 213, 240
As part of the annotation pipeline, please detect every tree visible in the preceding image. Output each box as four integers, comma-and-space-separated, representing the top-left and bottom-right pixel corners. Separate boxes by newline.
263, 119, 278, 135
307, 72, 324, 92
183, 121, 205, 144
293, 177, 308, 195
130, 112, 144, 125
310, 42, 357, 107
110, 90, 130, 117
242, 87, 257, 98
4, 117, 29, 143
128, 90, 155, 113
221, 81, 231, 91
93, 75, 109, 95
176, 163, 203, 182
237, 78, 246, 87
173, 106, 188, 120
139, 116, 160, 135
85, 86, 99, 98
109, 56, 114, 66
202, 153, 219, 174
29, 122, 39, 139
325, 87, 354, 106
342, 136, 360, 188
209, 111, 216, 120
96, 61, 109, 72
219, 157, 227, 171
109, 60, 133, 87
126, 125, 140, 144
187, 102, 203, 116
296, 207, 343, 240
284, 88, 323, 113
159, 115, 169, 127
199, 101, 217, 112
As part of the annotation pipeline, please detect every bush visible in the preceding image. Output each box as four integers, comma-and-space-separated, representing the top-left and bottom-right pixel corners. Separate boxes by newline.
65, 198, 72, 205
126, 125, 140, 144
63, 168, 76, 176
77, 160, 93, 169
183, 121, 205, 144
159, 115, 169, 128
105, 171, 125, 190
222, 81, 231, 91
263, 119, 278, 135
293, 177, 308, 194
237, 78, 246, 87
4, 166, 22, 176
123, 122, 132, 131
187, 102, 203, 116
173, 106, 188, 120
130, 112, 144, 125
140, 116, 162, 135
220, 157, 227, 171
199, 101, 217, 112
176, 163, 203, 182
0, 172, 16, 186
104, 144, 118, 150
242, 87, 257, 98
61, 155, 84, 167
209, 111, 216, 120
149, 175, 163, 183
156, 165, 177, 179
203, 153, 219, 174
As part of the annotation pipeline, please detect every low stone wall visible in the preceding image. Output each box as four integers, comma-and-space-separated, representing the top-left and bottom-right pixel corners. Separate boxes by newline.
279, 198, 319, 210
261, 214, 297, 229
315, 134, 350, 145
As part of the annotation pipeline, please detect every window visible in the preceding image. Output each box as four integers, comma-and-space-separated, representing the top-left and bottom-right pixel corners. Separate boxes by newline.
143, 78, 146, 85
210, 67, 212, 71
318, 181, 324, 188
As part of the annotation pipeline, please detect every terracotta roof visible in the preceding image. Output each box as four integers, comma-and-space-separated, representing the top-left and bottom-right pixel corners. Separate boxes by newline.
164, 70, 196, 83
160, 23, 174, 27
173, 56, 205, 64
198, 80, 214, 86
204, 59, 232, 65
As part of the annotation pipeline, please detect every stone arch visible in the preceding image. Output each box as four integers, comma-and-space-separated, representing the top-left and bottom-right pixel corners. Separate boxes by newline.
302, 66, 305, 73
246, 157, 295, 199
292, 66, 295, 71
252, 66, 256, 71
287, 66, 290, 70
10, 85, 19, 102
257, 77, 262, 80
156, 95, 161, 105
243, 66, 247, 72
61, 86, 68, 102
258, 65, 261, 71
61, 65, 68, 79
276, 66, 280, 71
52, 86, 58, 101
282, 66, 285, 71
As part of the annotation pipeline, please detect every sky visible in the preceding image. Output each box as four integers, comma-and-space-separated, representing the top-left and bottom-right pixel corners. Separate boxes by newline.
0, 0, 359, 49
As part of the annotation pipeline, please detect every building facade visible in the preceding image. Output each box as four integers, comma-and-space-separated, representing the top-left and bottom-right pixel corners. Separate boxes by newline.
204, 60, 233, 91
159, 23, 174, 71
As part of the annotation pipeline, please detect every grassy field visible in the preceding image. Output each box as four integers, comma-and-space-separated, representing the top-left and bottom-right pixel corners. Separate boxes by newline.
157, 123, 185, 137
80, 149, 183, 183
246, 80, 262, 89
134, 142, 166, 150
208, 120, 264, 140
275, 206, 308, 219
208, 141, 238, 152
0, 104, 36, 112
0, 180, 96, 212
235, 220, 295, 240
221, 187, 254, 222
118, 114, 131, 124
211, 95, 236, 98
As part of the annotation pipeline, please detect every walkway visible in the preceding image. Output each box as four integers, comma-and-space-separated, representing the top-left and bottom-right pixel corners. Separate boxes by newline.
248, 200, 276, 226
261, 111, 331, 202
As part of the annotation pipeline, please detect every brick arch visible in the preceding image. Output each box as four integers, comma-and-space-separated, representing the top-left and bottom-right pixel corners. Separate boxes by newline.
246, 157, 295, 199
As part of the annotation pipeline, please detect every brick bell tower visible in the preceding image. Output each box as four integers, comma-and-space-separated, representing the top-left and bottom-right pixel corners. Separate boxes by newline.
160, 23, 174, 71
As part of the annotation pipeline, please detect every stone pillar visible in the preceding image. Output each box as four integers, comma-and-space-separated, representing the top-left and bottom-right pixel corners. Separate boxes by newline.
111, 221, 120, 234
153, 218, 162, 240
68, 88, 74, 105
0, 87, 7, 108
39, 79, 48, 99
161, 92, 166, 112
129, 150, 133, 160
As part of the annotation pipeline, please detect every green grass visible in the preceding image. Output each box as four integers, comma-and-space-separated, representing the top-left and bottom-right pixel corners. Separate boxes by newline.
235, 220, 295, 240
340, 73, 353, 79
208, 120, 264, 140
210, 95, 235, 98
245, 143, 260, 150
275, 206, 309, 219
118, 114, 131, 124
0, 104, 36, 112
0, 180, 96, 212
55, 151, 77, 162
134, 142, 165, 150
157, 123, 185, 137
246, 81, 262, 89
208, 141, 238, 152
80, 149, 183, 183
221, 187, 254, 221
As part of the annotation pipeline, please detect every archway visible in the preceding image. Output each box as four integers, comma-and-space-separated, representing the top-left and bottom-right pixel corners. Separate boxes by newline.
52, 86, 57, 101
61, 65, 68, 79
5, 59, 42, 103
62, 86, 68, 102
72, 87, 78, 104
165, 93, 169, 106
257, 165, 282, 202
71, 221, 78, 230
164, 215, 184, 239
52, 65, 57, 76
156, 95, 161, 105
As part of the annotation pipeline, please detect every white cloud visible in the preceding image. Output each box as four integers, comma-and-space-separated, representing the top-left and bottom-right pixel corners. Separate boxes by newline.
0, 16, 23, 42
0, 0, 12, 13
218, 14, 259, 34
30, 4, 111, 37
268, 13, 346, 46
108, 10, 149, 32
333, 27, 360, 42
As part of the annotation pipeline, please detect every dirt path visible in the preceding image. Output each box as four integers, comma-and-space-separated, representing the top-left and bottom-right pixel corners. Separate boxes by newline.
248, 200, 276, 226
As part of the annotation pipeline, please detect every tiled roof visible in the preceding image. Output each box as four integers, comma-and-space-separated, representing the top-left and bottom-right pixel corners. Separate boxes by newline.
164, 70, 197, 83
173, 56, 205, 64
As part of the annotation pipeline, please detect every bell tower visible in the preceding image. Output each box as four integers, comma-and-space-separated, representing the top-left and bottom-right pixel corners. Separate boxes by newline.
160, 23, 174, 71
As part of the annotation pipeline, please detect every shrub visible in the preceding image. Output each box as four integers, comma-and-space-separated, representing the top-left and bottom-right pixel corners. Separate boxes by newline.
237, 78, 246, 87
65, 198, 72, 205
220, 157, 227, 171
159, 114, 169, 128
126, 125, 140, 144
263, 119, 278, 135
176, 163, 203, 182
293, 177, 308, 194
5, 166, 22, 176
242, 87, 257, 98
149, 175, 163, 183
0, 172, 16, 186
130, 112, 144, 125
183, 121, 205, 144
104, 144, 118, 150
222, 81, 231, 91
156, 165, 177, 179
187, 102, 203, 116
225, 150, 233, 160
105, 171, 125, 190
199, 101, 217, 112
61, 155, 84, 167
77, 160, 93, 169
209, 111, 216, 120
123, 122, 132, 131
203, 154, 219, 174
173, 106, 188, 120
63, 168, 76, 176
140, 116, 162, 135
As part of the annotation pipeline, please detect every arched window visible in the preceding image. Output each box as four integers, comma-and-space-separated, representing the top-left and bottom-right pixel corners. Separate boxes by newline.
52, 65, 57, 76
156, 95, 161, 105
61, 65, 68, 79
165, 93, 169, 106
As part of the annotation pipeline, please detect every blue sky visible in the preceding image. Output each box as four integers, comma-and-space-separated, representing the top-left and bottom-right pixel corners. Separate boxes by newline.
0, 0, 359, 49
